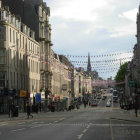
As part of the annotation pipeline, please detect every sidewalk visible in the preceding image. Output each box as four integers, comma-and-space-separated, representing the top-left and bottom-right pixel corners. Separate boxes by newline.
0, 112, 46, 122
111, 109, 140, 123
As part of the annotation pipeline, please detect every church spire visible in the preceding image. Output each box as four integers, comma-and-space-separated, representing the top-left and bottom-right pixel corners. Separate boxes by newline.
87, 53, 91, 75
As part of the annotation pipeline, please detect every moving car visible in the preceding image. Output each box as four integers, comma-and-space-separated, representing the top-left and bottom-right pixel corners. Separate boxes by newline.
106, 101, 111, 107
113, 96, 118, 102
97, 94, 101, 99
91, 99, 97, 106
102, 96, 106, 100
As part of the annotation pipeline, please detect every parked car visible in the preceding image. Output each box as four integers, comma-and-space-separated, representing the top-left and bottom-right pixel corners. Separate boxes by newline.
106, 101, 111, 107
91, 100, 97, 106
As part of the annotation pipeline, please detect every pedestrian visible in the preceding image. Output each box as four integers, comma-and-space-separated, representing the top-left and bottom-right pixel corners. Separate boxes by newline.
68, 105, 71, 111
134, 96, 139, 117
9, 102, 15, 118
26, 102, 33, 119
84, 101, 86, 108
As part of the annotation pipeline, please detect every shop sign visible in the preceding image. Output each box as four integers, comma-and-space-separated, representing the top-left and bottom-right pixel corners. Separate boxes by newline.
20, 90, 27, 97
36, 93, 41, 103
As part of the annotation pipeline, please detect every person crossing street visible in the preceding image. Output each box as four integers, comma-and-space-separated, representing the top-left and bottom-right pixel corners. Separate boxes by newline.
26, 102, 33, 119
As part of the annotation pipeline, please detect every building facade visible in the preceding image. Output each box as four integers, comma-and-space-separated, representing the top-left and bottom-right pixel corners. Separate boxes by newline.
2, 0, 52, 101
0, 2, 40, 113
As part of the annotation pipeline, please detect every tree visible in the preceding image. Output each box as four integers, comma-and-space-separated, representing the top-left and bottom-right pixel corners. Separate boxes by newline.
115, 62, 128, 88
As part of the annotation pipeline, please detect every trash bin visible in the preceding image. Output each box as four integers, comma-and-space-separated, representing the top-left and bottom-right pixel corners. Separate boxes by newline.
13, 106, 19, 117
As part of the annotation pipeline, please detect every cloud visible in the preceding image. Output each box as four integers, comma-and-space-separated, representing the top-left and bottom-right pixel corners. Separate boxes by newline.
119, 8, 137, 22
45, 0, 138, 79
50, 0, 110, 21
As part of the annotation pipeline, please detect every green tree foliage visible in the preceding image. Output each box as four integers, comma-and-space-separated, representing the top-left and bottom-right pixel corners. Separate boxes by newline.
115, 62, 128, 87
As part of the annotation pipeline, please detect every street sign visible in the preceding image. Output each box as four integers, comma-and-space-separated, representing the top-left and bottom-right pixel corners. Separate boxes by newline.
20, 90, 27, 97
36, 93, 41, 103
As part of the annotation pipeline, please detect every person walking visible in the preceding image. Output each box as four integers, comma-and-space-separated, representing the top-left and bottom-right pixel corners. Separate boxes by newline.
134, 99, 139, 117
84, 100, 87, 108
26, 102, 33, 119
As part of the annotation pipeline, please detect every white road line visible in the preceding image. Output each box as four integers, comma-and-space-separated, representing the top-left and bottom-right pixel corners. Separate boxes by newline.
11, 128, 25, 132
86, 125, 90, 129
59, 118, 65, 121
0, 123, 8, 126
30, 125, 41, 128
77, 134, 83, 139
83, 129, 88, 133
54, 121, 58, 123
18, 122, 26, 125
32, 122, 39, 124
98, 99, 102, 105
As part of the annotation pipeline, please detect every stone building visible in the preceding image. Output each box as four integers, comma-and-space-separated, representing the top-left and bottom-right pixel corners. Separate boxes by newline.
125, 6, 140, 105
0, 1, 40, 112
2, 0, 52, 101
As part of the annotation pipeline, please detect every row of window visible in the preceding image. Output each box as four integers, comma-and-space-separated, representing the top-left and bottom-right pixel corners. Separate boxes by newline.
0, 10, 35, 39
9, 49, 40, 74
0, 71, 39, 92
9, 28, 39, 55
10, 72, 39, 91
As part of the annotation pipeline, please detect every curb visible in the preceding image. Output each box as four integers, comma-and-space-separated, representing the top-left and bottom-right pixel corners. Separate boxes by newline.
110, 117, 140, 123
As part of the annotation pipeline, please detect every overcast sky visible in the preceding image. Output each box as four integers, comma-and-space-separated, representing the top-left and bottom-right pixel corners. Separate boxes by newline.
45, 0, 139, 79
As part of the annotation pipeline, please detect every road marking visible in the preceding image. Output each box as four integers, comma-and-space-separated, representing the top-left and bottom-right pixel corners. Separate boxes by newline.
18, 122, 26, 125
32, 122, 38, 124
98, 99, 102, 105
30, 125, 41, 128
110, 120, 114, 140
121, 129, 136, 135
0, 123, 8, 126
77, 134, 83, 139
83, 129, 88, 133
59, 118, 65, 121
11, 128, 25, 132
54, 121, 58, 123
86, 125, 90, 129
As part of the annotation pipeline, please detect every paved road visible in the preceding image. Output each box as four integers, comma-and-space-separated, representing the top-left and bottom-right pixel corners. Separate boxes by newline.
0, 101, 140, 140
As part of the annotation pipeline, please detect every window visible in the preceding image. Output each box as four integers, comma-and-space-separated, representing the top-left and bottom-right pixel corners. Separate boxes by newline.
23, 37, 24, 49
10, 72, 12, 88
16, 32, 18, 46
0, 49, 5, 64
20, 35, 21, 48
13, 30, 14, 43
0, 72, 5, 87
0, 26, 5, 40
14, 72, 15, 88
10, 28, 11, 42
17, 73, 18, 89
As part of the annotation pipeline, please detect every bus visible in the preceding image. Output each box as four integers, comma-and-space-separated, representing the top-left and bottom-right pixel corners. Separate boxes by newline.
113, 90, 118, 96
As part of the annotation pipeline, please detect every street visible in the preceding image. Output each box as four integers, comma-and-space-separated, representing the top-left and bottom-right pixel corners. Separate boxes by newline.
0, 94, 140, 140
